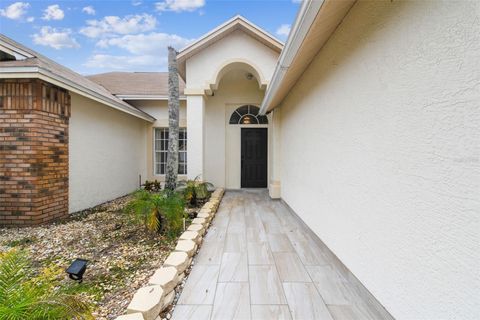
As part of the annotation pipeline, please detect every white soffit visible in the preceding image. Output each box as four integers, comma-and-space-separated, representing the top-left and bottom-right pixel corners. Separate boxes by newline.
260, 0, 356, 114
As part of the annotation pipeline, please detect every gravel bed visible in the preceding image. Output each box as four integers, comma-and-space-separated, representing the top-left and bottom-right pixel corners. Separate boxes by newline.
0, 195, 195, 319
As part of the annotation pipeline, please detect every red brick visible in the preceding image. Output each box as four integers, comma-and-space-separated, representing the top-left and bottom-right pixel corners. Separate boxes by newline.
0, 79, 70, 226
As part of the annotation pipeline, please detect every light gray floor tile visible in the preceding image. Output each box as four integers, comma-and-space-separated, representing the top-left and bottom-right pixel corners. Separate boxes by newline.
171, 305, 212, 320
203, 226, 227, 242
327, 305, 359, 320
249, 265, 286, 304
211, 215, 230, 228
251, 305, 292, 320
247, 241, 274, 265
306, 265, 355, 305
283, 282, 333, 320
219, 252, 248, 282
177, 265, 219, 305
175, 191, 391, 320
268, 234, 295, 252
246, 227, 267, 243
211, 282, 251, 320
224, 233, 247, 252
328, 303, 389, 320
195, 240, 224, 265
288, 236, 330, 266
273, 252, 311, 282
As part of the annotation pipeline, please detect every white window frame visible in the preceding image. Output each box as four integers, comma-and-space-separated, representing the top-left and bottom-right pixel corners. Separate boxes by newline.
154, 127, 187, 175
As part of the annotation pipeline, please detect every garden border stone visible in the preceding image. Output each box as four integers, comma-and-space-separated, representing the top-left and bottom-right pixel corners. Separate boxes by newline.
163, 251, 190, 273
148, 266, 178, 294
116, 313, 145, 320
175, 239, 197, 257
115, 188, 224, 320
126, 285, 164, 320
187, 223, 205, 235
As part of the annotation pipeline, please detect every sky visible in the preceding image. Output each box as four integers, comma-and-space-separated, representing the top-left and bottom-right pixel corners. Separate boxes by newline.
0, 0, 300, 75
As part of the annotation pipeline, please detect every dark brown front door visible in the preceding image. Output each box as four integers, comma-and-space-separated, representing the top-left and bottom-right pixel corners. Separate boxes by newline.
241, 128, 267, 188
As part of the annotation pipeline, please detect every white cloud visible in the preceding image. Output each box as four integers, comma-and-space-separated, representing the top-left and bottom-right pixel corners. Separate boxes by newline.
82, 6, 95, 15
32, 26, 79, 49
155, 0, 205, 12
42, 4, 64, 20
0, 2, 30, 20
26, 16, 34, 22
96, 32, 193, 54
85, 32, 193, 71
132, 1, 142, 6
84, 54, 161, 70
80, 14, 157, 38
292, 0, 302, 3
276, 24, 291, 38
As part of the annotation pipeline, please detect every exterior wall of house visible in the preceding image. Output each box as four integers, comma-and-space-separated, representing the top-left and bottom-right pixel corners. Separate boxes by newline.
203, 70, 268, 188
184, 30, 279, 187
277, 0, 480, 319
185, 29, 278, 90
69, 93, 148, 213
128, 100, 187, 182
0, 79, 70, 225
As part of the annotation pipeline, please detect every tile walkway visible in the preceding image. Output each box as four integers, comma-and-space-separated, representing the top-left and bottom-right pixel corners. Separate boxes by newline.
172, 190, 392, 320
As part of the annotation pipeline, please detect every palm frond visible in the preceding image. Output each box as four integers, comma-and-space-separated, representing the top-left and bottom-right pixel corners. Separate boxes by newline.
0, 249, 93, 320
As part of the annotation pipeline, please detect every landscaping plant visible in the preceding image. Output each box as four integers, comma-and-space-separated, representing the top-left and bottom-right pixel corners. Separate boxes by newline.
125, 189, 186, 237
143, 180, 161, 192
0, 249, 92, 320
176, 176, 214, 207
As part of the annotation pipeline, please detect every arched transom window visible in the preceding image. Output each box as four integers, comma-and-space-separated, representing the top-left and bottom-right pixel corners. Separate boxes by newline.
229, 105, 268, 125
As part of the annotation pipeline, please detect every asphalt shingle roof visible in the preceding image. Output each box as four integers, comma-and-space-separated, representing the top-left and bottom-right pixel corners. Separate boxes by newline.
87, 72, 185, 96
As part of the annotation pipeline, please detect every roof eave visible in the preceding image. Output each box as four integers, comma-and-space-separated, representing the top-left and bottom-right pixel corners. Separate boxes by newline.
0, 66, 156, 122
117, 94, 187, 101
259, 0, 356, 114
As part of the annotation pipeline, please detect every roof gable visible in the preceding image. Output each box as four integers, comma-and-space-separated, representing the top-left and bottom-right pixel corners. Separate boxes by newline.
177, 15, 284, 80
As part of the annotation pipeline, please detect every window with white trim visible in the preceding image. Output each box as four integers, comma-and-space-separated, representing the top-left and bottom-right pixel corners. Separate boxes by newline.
154, 128, 187, 175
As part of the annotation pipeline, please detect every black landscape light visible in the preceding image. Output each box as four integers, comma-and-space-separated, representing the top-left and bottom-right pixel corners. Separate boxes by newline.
66, 258, 88, 283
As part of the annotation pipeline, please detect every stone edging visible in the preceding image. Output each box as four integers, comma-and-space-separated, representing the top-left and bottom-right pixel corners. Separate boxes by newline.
115, 188, 225, 320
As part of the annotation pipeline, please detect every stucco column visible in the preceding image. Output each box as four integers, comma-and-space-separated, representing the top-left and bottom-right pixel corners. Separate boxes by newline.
186, 94, 205, 180
269, 108, 282, 199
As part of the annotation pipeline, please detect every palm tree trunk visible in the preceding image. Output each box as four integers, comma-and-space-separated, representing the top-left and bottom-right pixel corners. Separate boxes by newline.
165, 46, 179, 190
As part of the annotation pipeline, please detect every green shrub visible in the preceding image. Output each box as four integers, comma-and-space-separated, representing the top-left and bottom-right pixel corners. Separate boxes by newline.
0, 249, 93, 320
176, 176, 214, 207
125, 189, 186, 237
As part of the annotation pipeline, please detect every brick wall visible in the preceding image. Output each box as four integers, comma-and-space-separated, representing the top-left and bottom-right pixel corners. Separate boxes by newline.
0, 79, 70, 226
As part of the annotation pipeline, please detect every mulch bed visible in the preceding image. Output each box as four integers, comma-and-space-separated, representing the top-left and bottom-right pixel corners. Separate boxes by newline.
0, 195, 198, 319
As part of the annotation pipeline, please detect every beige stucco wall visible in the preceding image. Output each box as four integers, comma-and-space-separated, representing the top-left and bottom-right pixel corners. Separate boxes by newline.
184, 29, 279, 188
129, 100, 187, 181
185, 29, 278, 91
203, 70, 270, 188
69, 94, 148, 213
277, 1, 480, 319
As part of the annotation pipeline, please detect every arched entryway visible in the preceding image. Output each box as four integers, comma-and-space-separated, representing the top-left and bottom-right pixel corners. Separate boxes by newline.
202, 61, 270, 189
229, 105, 268, 188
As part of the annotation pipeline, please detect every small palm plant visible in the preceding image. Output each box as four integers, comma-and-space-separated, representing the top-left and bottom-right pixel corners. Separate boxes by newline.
125, 189, 164, 232
0, 249, 92, 320
125, 189, 186, 237
176, 176, 214, 207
